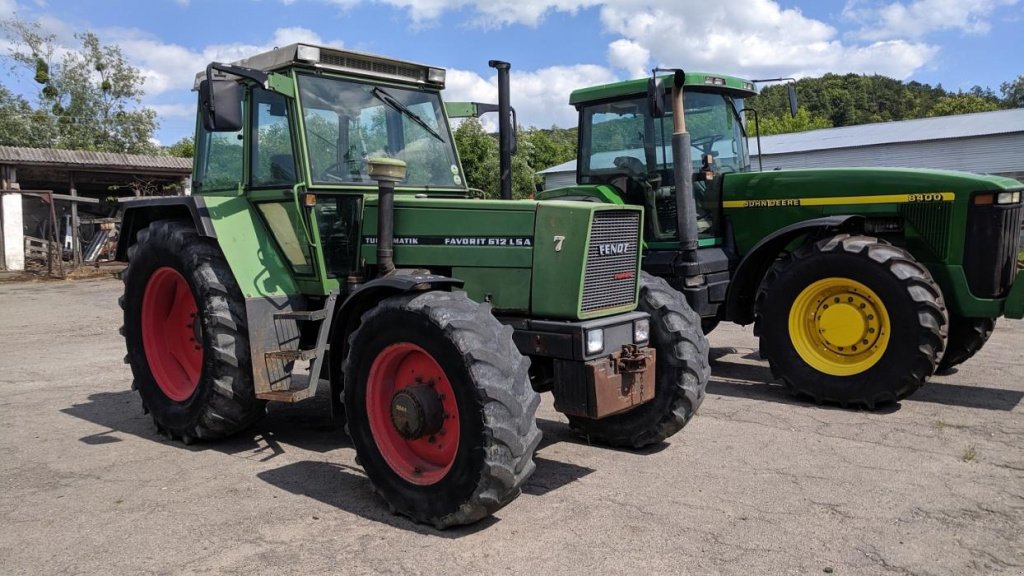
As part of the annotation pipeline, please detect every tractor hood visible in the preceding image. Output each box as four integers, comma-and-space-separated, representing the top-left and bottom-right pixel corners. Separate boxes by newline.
722, 167, 1023, 207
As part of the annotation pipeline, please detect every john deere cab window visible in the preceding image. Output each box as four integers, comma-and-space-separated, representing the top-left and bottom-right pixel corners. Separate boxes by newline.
579, 90, 749, 240
298, 75, 462, 187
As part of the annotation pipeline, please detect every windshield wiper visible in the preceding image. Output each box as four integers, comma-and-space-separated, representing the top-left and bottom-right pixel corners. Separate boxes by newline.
371, 87, 444, 143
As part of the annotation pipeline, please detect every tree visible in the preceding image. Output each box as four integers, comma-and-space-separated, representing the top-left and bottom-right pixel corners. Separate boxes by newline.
927, 95, 1001, 117
752, 108, 832, 136
166, 136, 194, 158
1000, 75, 1024, 108
453, 118, 539, 199
0, 83, 54, 147
1, 17, 158, 153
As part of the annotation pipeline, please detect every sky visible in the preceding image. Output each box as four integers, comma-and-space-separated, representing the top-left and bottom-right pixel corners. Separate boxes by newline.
1, 0, 1021, 146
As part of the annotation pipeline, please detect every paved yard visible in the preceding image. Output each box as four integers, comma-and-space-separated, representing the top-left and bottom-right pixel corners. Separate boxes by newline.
1, 277, 1021, 575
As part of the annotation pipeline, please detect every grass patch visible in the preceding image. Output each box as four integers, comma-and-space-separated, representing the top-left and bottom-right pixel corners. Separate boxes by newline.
961, 446, 977, 462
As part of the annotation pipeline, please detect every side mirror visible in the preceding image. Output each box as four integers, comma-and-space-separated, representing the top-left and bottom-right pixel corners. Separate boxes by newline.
647, 76, 664, 118
199, 79, 242, 132
787, 84, 798, 117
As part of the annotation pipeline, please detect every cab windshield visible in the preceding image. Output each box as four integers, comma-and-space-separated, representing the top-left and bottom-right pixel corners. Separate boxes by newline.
298, 74, 464, 187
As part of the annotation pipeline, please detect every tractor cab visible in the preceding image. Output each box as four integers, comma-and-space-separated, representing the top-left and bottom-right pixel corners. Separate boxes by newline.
569, 74, 756, 247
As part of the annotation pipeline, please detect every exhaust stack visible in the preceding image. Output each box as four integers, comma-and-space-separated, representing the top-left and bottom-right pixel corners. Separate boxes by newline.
489, 60, 513, 200
367, 158, 407, 276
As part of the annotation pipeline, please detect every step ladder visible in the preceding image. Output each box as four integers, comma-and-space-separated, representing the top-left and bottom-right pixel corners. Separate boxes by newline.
256, 291, 339, 402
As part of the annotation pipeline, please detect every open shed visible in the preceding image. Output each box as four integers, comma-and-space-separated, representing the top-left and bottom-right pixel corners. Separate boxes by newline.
1, 146, 192, 271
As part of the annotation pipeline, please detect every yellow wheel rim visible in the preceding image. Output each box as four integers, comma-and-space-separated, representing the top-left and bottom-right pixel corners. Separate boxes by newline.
788, 277, 890, 376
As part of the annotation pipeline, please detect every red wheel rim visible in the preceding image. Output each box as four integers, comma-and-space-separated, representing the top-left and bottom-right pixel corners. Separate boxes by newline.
366, 342, 460, 485
141, 267, 203, 402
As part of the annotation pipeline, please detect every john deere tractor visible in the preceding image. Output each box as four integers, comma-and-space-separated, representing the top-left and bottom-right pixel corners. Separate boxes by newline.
115, 45, 709, 528
540, 70, 1024, 408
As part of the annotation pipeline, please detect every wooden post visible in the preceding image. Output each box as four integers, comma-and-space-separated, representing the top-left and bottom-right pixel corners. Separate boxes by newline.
70, 172, 81, 266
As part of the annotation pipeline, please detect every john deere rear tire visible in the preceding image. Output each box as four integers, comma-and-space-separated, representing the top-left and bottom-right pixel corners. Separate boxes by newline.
567, 272, 710, 448
937, 316, 995, 372
121, 220, 265, 442
756, 234, 948, 408
343, 291, 541, 529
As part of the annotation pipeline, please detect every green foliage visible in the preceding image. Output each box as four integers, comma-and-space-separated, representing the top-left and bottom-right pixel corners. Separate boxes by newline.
748, 73, 1020, 135
927, 95, 1001, 117
166, 136, 194, 158
1000, 75, 1024, 108
454, 119, 578, 199
1, 16, 158, 154
0, 84, 55, 147
752, 108, 832, 136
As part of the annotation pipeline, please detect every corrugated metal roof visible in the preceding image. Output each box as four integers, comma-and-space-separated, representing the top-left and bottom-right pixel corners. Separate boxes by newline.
0, 146, 192, 172
752, 108, 1024, 156
539, 158, 576, 174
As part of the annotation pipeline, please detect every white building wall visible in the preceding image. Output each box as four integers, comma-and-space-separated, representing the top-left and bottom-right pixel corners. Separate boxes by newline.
2, 193, 25, 271
543, 172, 578, 190
755, 134, 1024, 178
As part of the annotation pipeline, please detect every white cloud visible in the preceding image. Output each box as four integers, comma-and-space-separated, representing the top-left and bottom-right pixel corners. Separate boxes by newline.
0, 0, 17, 13
446, 64, 617, 129
842, 0, 1019, 40
607, 39, 649, 79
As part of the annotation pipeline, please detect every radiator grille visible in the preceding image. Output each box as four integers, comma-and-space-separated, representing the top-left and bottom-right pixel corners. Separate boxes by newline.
580, 210, 641, 313
899, 202, 951, 259
964, 199, 1023, 298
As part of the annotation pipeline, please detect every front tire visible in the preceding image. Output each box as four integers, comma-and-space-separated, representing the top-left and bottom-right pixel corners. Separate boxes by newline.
567, 272, 710, 448
343, 291, 541, 528
121, 220, 265, 442
756, 234, 948, 408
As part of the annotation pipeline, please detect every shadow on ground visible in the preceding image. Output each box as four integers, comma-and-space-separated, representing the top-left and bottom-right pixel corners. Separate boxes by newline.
708, 346, 1023, 412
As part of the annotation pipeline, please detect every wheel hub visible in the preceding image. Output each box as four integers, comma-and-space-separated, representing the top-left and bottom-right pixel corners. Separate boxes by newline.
390, 383, 445, 440
788, 277, 890, 376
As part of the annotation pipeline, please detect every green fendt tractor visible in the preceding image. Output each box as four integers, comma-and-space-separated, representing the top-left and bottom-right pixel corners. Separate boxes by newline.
116, 45, 710, 528
539, 70, 1024, 408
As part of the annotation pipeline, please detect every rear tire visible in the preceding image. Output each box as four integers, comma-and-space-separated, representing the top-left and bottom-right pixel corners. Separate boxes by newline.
937, 316, 995, 372
121, 220, 265, 442
343, 291, 541, 528
567, 272, 710, 448
756, 234, 947, 408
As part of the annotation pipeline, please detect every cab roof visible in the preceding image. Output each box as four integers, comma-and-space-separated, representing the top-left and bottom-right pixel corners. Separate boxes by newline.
569, 72, 757, 107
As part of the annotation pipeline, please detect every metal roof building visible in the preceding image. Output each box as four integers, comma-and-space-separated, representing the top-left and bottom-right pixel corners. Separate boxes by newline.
750, 108, 1024, 180
539, 109, 1024, 189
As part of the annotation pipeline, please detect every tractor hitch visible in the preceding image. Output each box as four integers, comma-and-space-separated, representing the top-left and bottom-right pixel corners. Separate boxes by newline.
553, 345, 656, 419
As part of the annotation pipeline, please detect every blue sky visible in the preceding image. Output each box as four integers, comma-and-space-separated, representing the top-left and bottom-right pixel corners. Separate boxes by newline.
2, 0, 1021, 146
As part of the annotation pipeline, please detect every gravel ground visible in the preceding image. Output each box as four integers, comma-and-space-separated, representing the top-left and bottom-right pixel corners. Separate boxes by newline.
1, 277, 1022, 575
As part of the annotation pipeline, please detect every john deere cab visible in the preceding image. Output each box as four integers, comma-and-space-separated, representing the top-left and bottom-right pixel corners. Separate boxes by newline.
115, 45, 710, 528
540, 70, 1024, 408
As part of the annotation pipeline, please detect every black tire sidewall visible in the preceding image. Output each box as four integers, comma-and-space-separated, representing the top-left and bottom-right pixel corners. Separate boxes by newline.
123, 225, 227, 433
344, 303, 487, 519
760, 248, 926, 398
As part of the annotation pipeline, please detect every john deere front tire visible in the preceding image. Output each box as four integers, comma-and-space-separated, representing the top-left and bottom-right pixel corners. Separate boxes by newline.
937, 316, 995, 373
121, 220, 265, 442
567, 272, 710, 448
756, 234, 948, 408
343, 291, 541, 529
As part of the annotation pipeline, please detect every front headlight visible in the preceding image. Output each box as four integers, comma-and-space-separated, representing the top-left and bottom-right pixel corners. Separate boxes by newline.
633, 318, 650, 344
586, 328, 604, 355
996, 191, 1021, 205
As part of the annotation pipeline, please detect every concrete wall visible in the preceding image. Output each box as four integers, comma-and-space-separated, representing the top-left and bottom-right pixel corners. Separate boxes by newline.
2, 192, 25, 271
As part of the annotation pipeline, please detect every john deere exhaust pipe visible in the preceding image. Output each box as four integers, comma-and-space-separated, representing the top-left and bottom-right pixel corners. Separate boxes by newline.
667, 70, 700, 271
489, 60, 513, 200
367, 158, 407, 276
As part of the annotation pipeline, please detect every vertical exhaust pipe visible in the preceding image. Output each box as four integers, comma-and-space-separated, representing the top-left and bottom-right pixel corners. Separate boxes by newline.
489, 60, 513, 200
367, 158, 407, 276
667, 70, 699, 270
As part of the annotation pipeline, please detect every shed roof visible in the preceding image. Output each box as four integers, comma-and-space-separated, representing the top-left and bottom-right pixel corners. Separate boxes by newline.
752, 108, 1024, 156
0, 146, 191, 174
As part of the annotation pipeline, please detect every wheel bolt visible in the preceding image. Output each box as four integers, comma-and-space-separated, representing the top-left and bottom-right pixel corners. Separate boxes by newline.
834, 297, 840, 303
867, 315, 874, 320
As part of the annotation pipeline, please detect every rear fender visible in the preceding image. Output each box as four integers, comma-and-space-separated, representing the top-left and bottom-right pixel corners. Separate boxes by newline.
116, 196, 214, 261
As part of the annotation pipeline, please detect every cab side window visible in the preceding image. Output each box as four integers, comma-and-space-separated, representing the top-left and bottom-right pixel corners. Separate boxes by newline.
195, 87, 244, 191
251, 88, 297, 187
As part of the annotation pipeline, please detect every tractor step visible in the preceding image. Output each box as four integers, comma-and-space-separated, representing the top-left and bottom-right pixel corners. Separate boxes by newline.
273, 309, 327, 322
265, 348, 318, 362
257, 374, 328, 401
